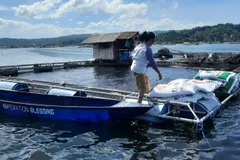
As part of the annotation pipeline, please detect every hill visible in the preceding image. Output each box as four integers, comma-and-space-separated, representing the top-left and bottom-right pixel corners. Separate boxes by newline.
1, 23, 240, 47
155, 23, 240, 44
0, 31, 168, 48
0, 34, 91, 47
153, 30, 168, 35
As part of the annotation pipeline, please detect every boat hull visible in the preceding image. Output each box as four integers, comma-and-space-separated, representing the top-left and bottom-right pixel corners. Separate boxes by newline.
0, 87, 152, 122
0, 100, 151, 122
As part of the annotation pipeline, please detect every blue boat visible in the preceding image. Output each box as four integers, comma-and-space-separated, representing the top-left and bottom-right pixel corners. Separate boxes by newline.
0, 81, 153, 122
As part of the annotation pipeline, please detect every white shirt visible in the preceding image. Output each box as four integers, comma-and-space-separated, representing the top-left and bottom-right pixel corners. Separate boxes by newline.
130, 43, 149, 74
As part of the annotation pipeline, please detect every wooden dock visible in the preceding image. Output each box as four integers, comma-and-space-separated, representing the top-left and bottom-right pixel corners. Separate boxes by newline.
0, 59, 190, 77
0, 60, 131, 76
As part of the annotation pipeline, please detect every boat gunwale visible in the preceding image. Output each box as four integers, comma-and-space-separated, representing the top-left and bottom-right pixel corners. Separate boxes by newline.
0, 76, 138, 95
0, 99, 152, 109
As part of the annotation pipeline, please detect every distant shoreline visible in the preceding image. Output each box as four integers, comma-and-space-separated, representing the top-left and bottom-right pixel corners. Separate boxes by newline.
1, 42, 240, 49
0, 44, 93, 49
158, 41, 240, 45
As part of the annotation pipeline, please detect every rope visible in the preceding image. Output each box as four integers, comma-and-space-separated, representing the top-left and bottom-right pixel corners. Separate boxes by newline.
201, 131, 212, 148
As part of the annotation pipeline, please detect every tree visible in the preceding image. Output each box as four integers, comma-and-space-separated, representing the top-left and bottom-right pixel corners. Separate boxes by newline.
155, 23, 240, 44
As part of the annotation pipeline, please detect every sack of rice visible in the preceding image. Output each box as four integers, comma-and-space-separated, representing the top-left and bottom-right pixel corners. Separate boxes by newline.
228, 74, 240, 93
194, 70, 239, 94
148, 83, 194, 98
148, 79, 221, 98
168, 79, 222, 93
194, 70, 236, 82
162, 92, 215, 103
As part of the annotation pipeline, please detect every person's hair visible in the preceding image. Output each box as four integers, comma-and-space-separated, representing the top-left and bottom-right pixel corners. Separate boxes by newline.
139, 31, 155, 42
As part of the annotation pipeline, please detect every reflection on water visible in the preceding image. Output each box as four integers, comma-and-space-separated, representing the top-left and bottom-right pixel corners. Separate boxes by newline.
2, 108, 238, 160
0, 115, 213, 160
0, 47, 93, 66
30, 47, 93, 60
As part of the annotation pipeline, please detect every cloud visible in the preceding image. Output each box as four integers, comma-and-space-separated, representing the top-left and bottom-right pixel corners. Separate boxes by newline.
146, 18, 207, 30
12, 0, 62, 19
0, 5, 10, 11
86, 17, 209, 32
13, 0, 148, 19
0, 18, 95, 38
53, 0, 105, 18
104, 0, 147, 17
53, 0, 148, 18
0, 16, 210, 38
76, 21, 84, 25
172, 1, 178, 10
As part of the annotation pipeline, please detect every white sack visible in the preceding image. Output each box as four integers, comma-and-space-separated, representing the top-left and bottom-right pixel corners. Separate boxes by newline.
148, 79, 222, 98
162, 92, 215, 103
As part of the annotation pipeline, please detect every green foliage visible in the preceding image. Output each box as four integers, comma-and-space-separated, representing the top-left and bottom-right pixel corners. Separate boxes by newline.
155, 23, 240, 44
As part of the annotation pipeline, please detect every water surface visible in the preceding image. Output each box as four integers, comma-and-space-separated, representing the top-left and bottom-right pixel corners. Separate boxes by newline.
1, 43, 240, 66
0, 45, 239, 159
10, 66, 239, 160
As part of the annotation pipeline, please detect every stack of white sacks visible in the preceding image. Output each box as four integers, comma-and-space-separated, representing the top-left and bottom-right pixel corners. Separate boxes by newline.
148, 70, 240, 105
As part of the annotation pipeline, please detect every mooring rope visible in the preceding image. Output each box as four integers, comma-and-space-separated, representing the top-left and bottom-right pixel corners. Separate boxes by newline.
201, 131, 212, 148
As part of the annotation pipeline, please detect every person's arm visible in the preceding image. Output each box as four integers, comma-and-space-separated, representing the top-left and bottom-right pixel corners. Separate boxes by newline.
146, 46, 162, 80
146, 47, 159, 72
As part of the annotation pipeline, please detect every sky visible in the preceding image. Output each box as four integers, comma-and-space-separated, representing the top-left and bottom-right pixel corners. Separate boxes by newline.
0, 0, 239, 39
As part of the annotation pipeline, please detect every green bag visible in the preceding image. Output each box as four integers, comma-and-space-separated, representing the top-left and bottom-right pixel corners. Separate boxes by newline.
194, 70, 239, 94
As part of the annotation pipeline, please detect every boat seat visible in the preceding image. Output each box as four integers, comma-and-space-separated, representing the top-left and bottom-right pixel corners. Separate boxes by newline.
46, 88, 87, 97
0, 81, 29, 92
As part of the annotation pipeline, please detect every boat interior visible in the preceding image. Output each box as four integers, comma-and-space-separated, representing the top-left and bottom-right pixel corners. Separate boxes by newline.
0, 79, 152, 108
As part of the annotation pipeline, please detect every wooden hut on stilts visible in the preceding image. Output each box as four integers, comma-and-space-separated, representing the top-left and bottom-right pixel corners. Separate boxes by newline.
81, 31, 140, 61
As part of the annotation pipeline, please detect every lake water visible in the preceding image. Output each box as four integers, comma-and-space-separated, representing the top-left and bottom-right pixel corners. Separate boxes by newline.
1, 43, 240, 66
0, 44, 240, 159
153, 43, 240, 53
0, 47, 93, 66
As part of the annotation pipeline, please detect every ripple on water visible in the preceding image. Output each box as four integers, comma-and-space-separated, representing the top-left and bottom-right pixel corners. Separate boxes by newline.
1, 104, 239, 160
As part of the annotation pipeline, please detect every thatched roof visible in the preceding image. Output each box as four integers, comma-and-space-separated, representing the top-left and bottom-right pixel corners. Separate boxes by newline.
82, 31, 138, 44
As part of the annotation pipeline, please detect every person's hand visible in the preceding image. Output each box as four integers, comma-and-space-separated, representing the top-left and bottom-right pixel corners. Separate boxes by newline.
158, 72, 162, 80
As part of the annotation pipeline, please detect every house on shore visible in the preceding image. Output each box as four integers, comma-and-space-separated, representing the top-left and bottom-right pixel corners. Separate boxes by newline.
81, 31, 139, 61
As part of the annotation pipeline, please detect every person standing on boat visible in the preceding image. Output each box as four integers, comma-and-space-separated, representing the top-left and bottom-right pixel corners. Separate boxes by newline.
130, 31, 162, 103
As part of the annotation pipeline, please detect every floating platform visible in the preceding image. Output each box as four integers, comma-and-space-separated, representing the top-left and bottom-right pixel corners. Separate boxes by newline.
0, 67, 18, 76
0, 60, 132, 76
0, 58, 239, 77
